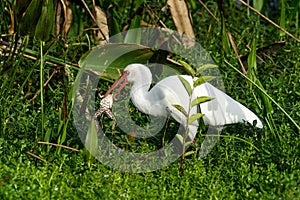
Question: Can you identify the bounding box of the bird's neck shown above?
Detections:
[130,82,153,114]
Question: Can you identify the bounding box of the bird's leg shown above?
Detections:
[95,93,117,130]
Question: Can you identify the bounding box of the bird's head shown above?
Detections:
[123,64,151,83]
[104,63,151,98]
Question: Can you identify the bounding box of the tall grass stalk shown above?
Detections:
[279,0,286,38]
[247,38,278,140]
[40,41,45,139]
[224,60,300,132]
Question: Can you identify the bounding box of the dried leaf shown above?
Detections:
[93,5,109,42]
[257,41,286,55]
[55,2,62,35]
[241,41,286,70]
[61,0,73,37]
[167,0,195,47]
[7,3,14,34]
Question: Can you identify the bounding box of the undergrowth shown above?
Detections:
[0,0,299,199]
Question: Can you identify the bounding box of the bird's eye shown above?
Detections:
[124,70,130,75]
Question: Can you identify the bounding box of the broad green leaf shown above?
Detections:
[67,2,84,38]
[193,77,205,87]
[191,96,213,107]
[179,60,195,77]
[18,0,43,36]
[253,0,264,12]
[109,17,122,41]
[175,134,193,146]
[172,104,188,117]
[196,64,219,76]
[193,76,216,87]
[198,63,219,70]
[124,16,142,43]
[79,43,154,81]
[196,64,218,76]
[178,75,192,96]
[188,113,205,125]
[79,43,199,83]
[15,0,32,21]
[201,76,216,82]
[35,0,55,41]
[85,119,99,156]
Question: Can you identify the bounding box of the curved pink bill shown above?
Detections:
[103,70,129,99]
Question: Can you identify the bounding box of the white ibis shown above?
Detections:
[104,63,263,139]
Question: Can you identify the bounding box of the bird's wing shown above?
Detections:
[196,83,263,128]
[151,75,200,138]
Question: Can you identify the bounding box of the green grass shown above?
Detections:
[1,0,300,199]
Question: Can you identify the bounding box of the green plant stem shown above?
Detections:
[40,41,44,138]
[181,86,195,174]
[225,60,300,132]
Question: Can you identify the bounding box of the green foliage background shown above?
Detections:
[0,0,299,199]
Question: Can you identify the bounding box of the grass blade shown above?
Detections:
[225,60,300,132]
[85,119,99,157]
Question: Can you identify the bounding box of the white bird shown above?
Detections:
[104,63,263,139]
